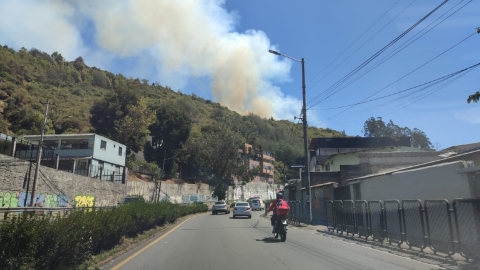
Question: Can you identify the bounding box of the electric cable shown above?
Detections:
[307,0,450,107]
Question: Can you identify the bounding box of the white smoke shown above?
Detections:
[0,0,306,119]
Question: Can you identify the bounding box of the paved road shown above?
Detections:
[103,211,442,270]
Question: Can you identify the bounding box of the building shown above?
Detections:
[240,143,275,183]
[316,146,437,173]
[309,137,414,172]
[347,148,480,202]
[18,133,127,182]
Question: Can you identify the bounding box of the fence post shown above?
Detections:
[10,136,16,157]
[123,167,128,184]
[88,164,92,178]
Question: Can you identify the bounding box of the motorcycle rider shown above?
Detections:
[267,192,290,233]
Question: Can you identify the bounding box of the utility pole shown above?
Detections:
[300,58,312,224]
[30,99,50,206]
[269,50,312,224]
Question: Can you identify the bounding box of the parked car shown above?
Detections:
[251,198,263,211]
[233,202,251,218]
[212,201,230,214]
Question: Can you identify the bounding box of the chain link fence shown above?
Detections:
[325,198,480,260]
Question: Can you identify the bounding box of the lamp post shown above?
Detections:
[269,50,312,224]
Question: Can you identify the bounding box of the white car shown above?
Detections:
[233,202,251,218]
[251,198,263,211]
[212,201,230,215]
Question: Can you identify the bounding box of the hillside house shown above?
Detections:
[18,134,127,182]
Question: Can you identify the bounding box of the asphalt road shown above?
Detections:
[103,211,442,270]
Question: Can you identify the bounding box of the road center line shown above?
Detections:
[110,215,196,270]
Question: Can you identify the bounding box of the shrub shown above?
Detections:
[0,202,207,269]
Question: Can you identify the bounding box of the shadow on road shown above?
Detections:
[229,217,250,219]
[256,237,281,243]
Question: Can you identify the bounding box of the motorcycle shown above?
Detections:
[273,218,288,242]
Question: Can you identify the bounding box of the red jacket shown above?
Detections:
[267,199,290,215]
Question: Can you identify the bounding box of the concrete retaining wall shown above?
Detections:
[0,155,284,207]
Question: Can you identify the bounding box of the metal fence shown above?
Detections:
[287,201,302,226]
[0,206,117,223]
[325,198,480,260]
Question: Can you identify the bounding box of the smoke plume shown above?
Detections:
[0,0,303,119]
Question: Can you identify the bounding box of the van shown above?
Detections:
[251,198,263,211]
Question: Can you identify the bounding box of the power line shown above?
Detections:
[308,0,415,91]
[306,0,402,85]
[309,62,480,111]
[325,31,476,120]
[309,0,471,112]
[326,64,478,126]
[307,0,450,107]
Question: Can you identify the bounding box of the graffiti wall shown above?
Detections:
[0,191,96,208]
[180,194,217,204]
[1,155,254,208]
[229,182,284,201]
[0,155,126,207]
[73,194,96,207]
[0,191,69,208]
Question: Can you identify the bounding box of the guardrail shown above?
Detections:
[0,206,117,221]
[325,198,480,261]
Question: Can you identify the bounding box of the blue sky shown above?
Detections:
[223,0,480,149]
[0,0,479,149]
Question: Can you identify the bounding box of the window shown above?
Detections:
[44,140,59,150]
[100,140,107,150]
[236,202,249,206]
[61,139,89,150]
[118,147,123,156]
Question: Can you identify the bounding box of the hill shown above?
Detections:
[0,44,347,182]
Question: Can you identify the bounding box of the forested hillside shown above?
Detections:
[0,45,346,183]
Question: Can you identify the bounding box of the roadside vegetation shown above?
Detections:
[0,202,207,270]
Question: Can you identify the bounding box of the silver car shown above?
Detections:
[233,202,251,218]
[212,201,230,215]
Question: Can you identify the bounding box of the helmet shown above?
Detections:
[276,192,283,200]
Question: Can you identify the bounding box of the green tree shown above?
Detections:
[91,70,108,88]
[114,101,155,153]
[184,115,246,183]
[362,117,387,137]
[90,86,153,152]
[144,102,192,175]
[467,91,480,104]
[212,180,228,201]
[362,117,432,149]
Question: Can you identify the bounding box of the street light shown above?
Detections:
[269,49,312,225]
